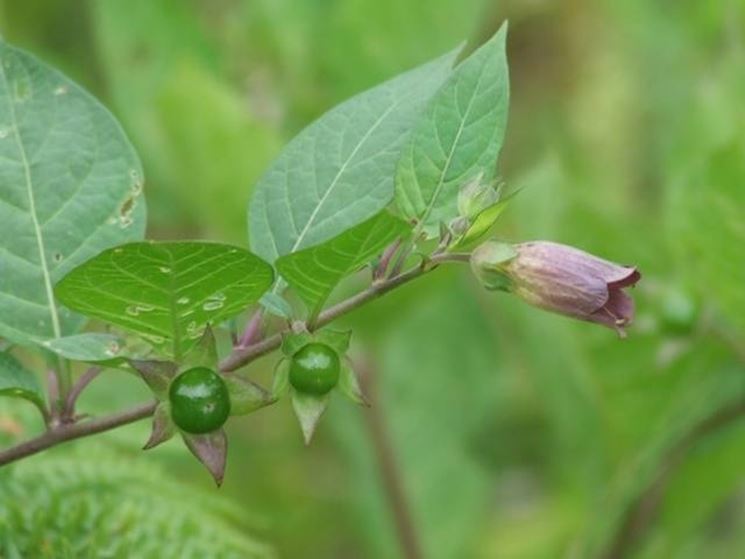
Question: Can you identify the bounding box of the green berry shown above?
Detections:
[169,367,231,434]
[289,343,340,395]
[660,289,698,336]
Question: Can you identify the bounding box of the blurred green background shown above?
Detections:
[1,0,744,557]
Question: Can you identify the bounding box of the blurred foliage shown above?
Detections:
[1,0,745,558]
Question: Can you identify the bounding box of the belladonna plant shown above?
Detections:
[0,22,641,487]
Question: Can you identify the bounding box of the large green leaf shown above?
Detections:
[0,351,45,415]
[54,242,273,359]
[395,23,509,236]
[248,50,457,263]
[0,40,146,346]
[275,212,409,316]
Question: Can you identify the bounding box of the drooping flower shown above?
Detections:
[471,240,641,336]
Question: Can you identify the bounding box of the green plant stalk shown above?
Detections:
[0,252,469,467]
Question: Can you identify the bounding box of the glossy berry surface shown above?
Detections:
[169,367,231,434]
[289,343,340,395]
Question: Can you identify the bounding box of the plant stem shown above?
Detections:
[63,366,102,422]
[359,358,423,559]
[373,238,403,282]
[220,252,463,372]
[0,402,157,466]
[238,308,265,348]
[0,252,467,467]
[601,399,745,559]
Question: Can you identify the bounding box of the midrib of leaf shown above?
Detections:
[415,64,487,235]
[0,61,61,341]
[289,101,399,254]
[166,251,182,361]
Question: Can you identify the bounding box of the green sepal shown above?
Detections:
[224,374,275,415]
[271,358,290,399]
[281,331,314,357]
[481,271,514,292]
[313,329,351,355]
[291,391,330,445]
[128,359,178,400]
[143,402,176,450]
[338,359,369,406]
[451,190,518,250]
[456,172,499,220]
[181,325,218,370]
[470,240,518,292]
[282,329,351,358]
[181,429,228,486]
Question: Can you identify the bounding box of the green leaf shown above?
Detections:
[0,40,146,346]
[276,212,410,316]
[395,23,510,237]
[55,242,273,359]
[43,333,127,364]
[0,351,45,415]
[248,50,458,263]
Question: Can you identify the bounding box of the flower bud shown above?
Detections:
[457,173,500,220]
[472,240,641,336]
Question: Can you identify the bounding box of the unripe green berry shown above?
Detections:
[169,367,231,434]
[289,343,340,395]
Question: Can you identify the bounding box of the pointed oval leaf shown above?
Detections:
[0,351,45,415]
[55,242,273,358]
[276,212,410,316]
[0,40,146,346]
[248,50,457,263]
[395,23,510,237]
